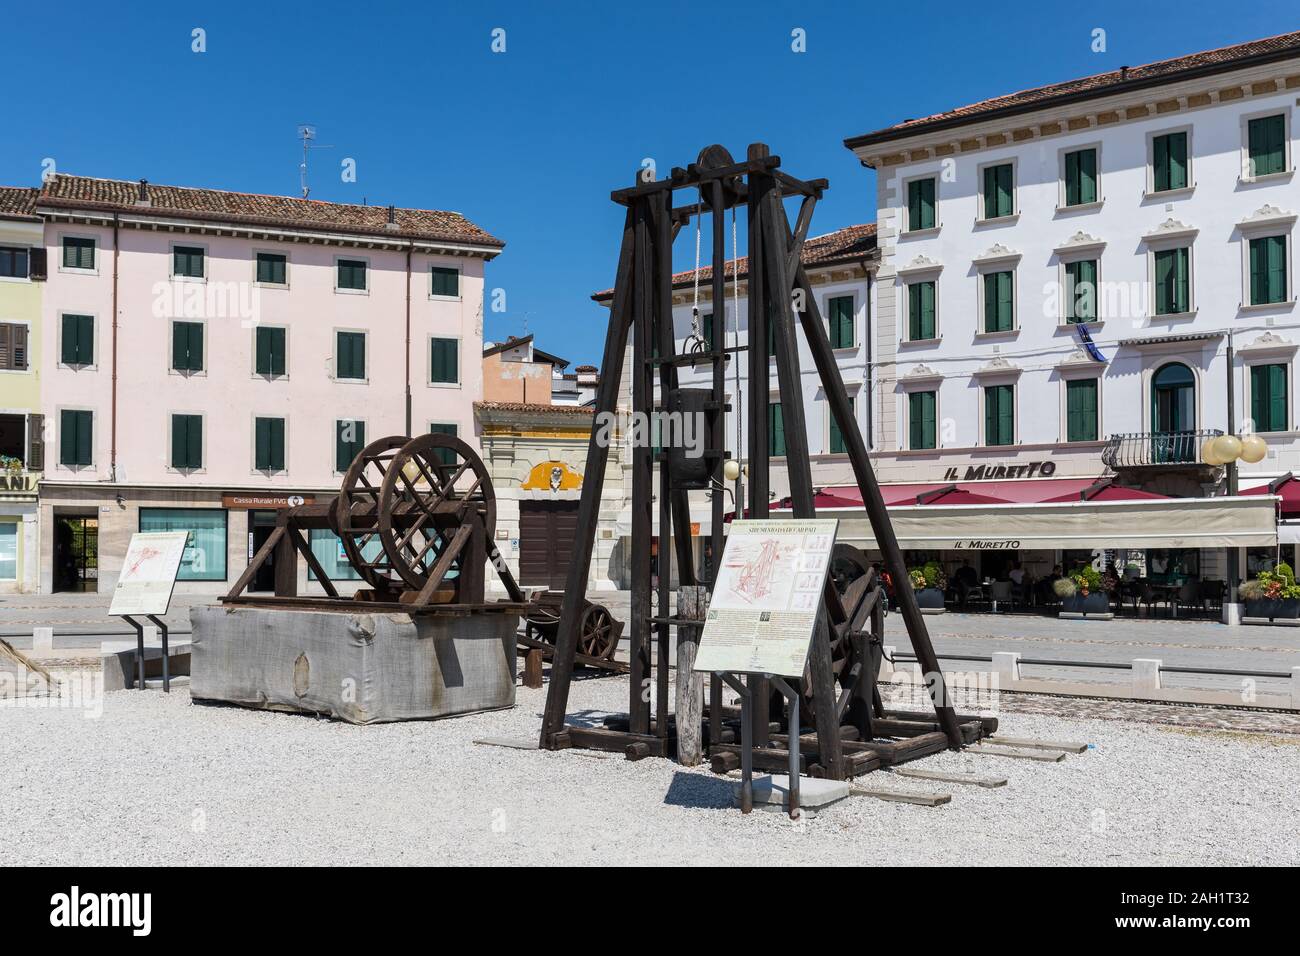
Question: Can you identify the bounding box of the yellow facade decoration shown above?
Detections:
[522,460,584,492]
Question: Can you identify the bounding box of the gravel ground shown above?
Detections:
[1,675,1296,867]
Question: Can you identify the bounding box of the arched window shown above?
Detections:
[1152,362,1195,433]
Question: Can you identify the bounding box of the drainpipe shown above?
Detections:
[110,213,120,481]
[404,242,413,436]
[1225,330,1239,616]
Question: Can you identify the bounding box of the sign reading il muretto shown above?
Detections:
[941,461,1057,482]
[693,518,838,678]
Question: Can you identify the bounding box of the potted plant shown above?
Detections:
[1056,566,1111,616]
[1240,563,1300,621]
[908,561,948,612]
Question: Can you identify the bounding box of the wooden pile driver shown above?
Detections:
[538,144,995,779]
[224,432,530,615]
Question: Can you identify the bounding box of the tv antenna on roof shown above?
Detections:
[298,125,334,199]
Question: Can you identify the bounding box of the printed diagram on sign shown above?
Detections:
[730,539,787,604]
[711,526,833,614]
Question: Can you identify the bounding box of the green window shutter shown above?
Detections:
[62,314,94,365]
[174,246,204,278]
[1251,364,1288,432]
[983,274,997,332]
[1065,149,1097,205]
[1066,379,1098,442]
[60,410,93,466]
[172,322,203,371]
[1154,249,1190,315]
[983,164,1012,218]
[1153,135,1168,192]
[829,397,854,453]
[908,178,935,231]
[1249,115,1286,177]
[1066,260,1097,322]
[768,402,785,456]
[336,420,366,472]
[1174,247,1189,313]
[909,391,936,450]
[429,423,458,465]
[828,296,854,348]
[702,312,714,350]
[1064,151,1079,205]
[1155,250,1171,314]
[431,338,458,383]
[984,272,1013,331]
[337,332,365,379]
[338,259,367,290]
[256,253,286,284]
[256,327,286,376]
[63,237,95,270]
[255,418,285,471]
[431,266,459,297]
[1154,132,1187,191]
[172,415,201,469]
[985,385,1013,445]
[909,282,935,340]
[1251,235,1288,305]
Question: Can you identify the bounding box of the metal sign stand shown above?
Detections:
[119,613,170,693]
[717,671,802,818]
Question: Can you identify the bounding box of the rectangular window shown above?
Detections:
[0,323,28,370]
[429,422,458,465]
[1065,379,1099,442]
[256,252,287,285]
[827,295,854,349]
[907,177,936,231]
[1248,114,1286,178]
[828,397,855,453]
[1250,363,1288,433]
[255,326,286,377]
[336,419,366,472]
[982,163,1013,219]
[173,245,205,278]
[702,312,714,351]
[62,237,95,270]
[1151,131,1189,193]
[1249,235,1287,305]
[909,391,937,450]
[1063,148,1098,206]
[171,414,203,469]
[430,266,459,297]
[308,528,381,582]
[337,258,367,291]
[984,384,1014,446]
[982,271,1014,332]
[61,314,95,366]
[908,281,936,340]
[768,402,785,457]
[1154,247,1191,315]
[0,522,15,581]
[59,409,93,466]
[430,337,458,384]
[336,331,366,380]
[1064,259,1098,323]
[0,246,29,279]
[254,417,285,471]
[139,508,227,581]
[172,321,204,371]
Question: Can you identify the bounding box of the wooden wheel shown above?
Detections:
[803,544,879,705]
[376,433,497,593]
[332,435,414,594]
[577,604,618,659]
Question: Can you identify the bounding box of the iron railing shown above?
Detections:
[1100,429,1222,469]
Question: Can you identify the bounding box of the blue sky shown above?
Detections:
[3,1,1295,365]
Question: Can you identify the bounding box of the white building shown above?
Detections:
[841,29,1300,584]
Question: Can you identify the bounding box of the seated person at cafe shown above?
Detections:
[1036,564,1064,604]
[953,559,980,608]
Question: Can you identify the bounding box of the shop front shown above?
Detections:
[0,470,39,594]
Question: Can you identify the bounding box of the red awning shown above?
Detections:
[1239,474,1299,516]
[766,476,1171,514]
[1040,482,1167,503]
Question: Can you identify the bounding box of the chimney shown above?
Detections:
[384,203,399,231]
[134,178,152,207]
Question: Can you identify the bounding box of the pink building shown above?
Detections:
[33,174,502,594]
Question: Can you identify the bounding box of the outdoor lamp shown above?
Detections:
[1239,434,1268,464]
[1211,434,1243,463]
[723,459,742,482]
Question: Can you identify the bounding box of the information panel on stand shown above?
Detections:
[693,519,838,677]
[108,531,189,616]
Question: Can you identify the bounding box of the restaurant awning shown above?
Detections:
[1239,473,1300,517]
[823,496,1276,550]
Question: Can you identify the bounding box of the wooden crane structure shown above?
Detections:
[539,144,993,779]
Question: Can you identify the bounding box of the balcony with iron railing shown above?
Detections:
[1100,429,1223,469]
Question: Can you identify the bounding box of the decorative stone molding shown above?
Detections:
[972,243,1022,267]
[1239,330,1297,354]
[1057,346,1104,369]
[1054,231,1107,256]
[1237,203,1298,232]
[1141,218,1199,244]
[899,363,943,385]
[972,355,1022,377]
[897,253,943,276]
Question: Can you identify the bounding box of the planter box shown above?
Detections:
[1243,598,1300,622]
[1059,592,1112,619]
[914,588,946,613]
